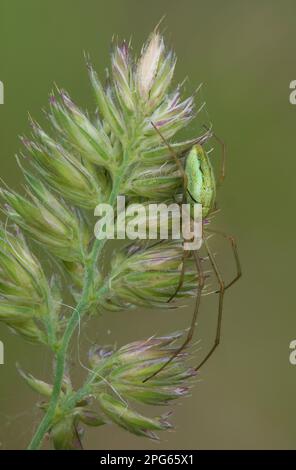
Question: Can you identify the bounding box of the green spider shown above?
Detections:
[143,123,242,382]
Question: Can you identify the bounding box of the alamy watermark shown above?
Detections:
[94,196,203,250]
[289,340,296,365]
[289,81,296,104]
[0,81,4,361]
[0,340,4,365]
[0,81,3,104]
[0,82,4,361]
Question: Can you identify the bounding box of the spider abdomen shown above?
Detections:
[185,144,216,218]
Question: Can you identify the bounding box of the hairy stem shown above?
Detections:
[27,167,127,450]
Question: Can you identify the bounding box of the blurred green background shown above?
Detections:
[0,0,296,450]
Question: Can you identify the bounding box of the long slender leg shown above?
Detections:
[206,228,242,291]
[195,238,225,371]
[139,238,189,303]
[142,121,205,379]
[167,247,189,302]
[203,125,226,185]
[143,249,205,382]
[151,121,192,302]
[151,121,188,188]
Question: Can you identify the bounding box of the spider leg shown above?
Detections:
[205,228,242,291]
[150,121,188,189]
[167,245,189,302]
[135,239,189,303]
[143,248,205,382]
[151,121,191,303]
[195,238,225,371]
[203,124,226,185]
